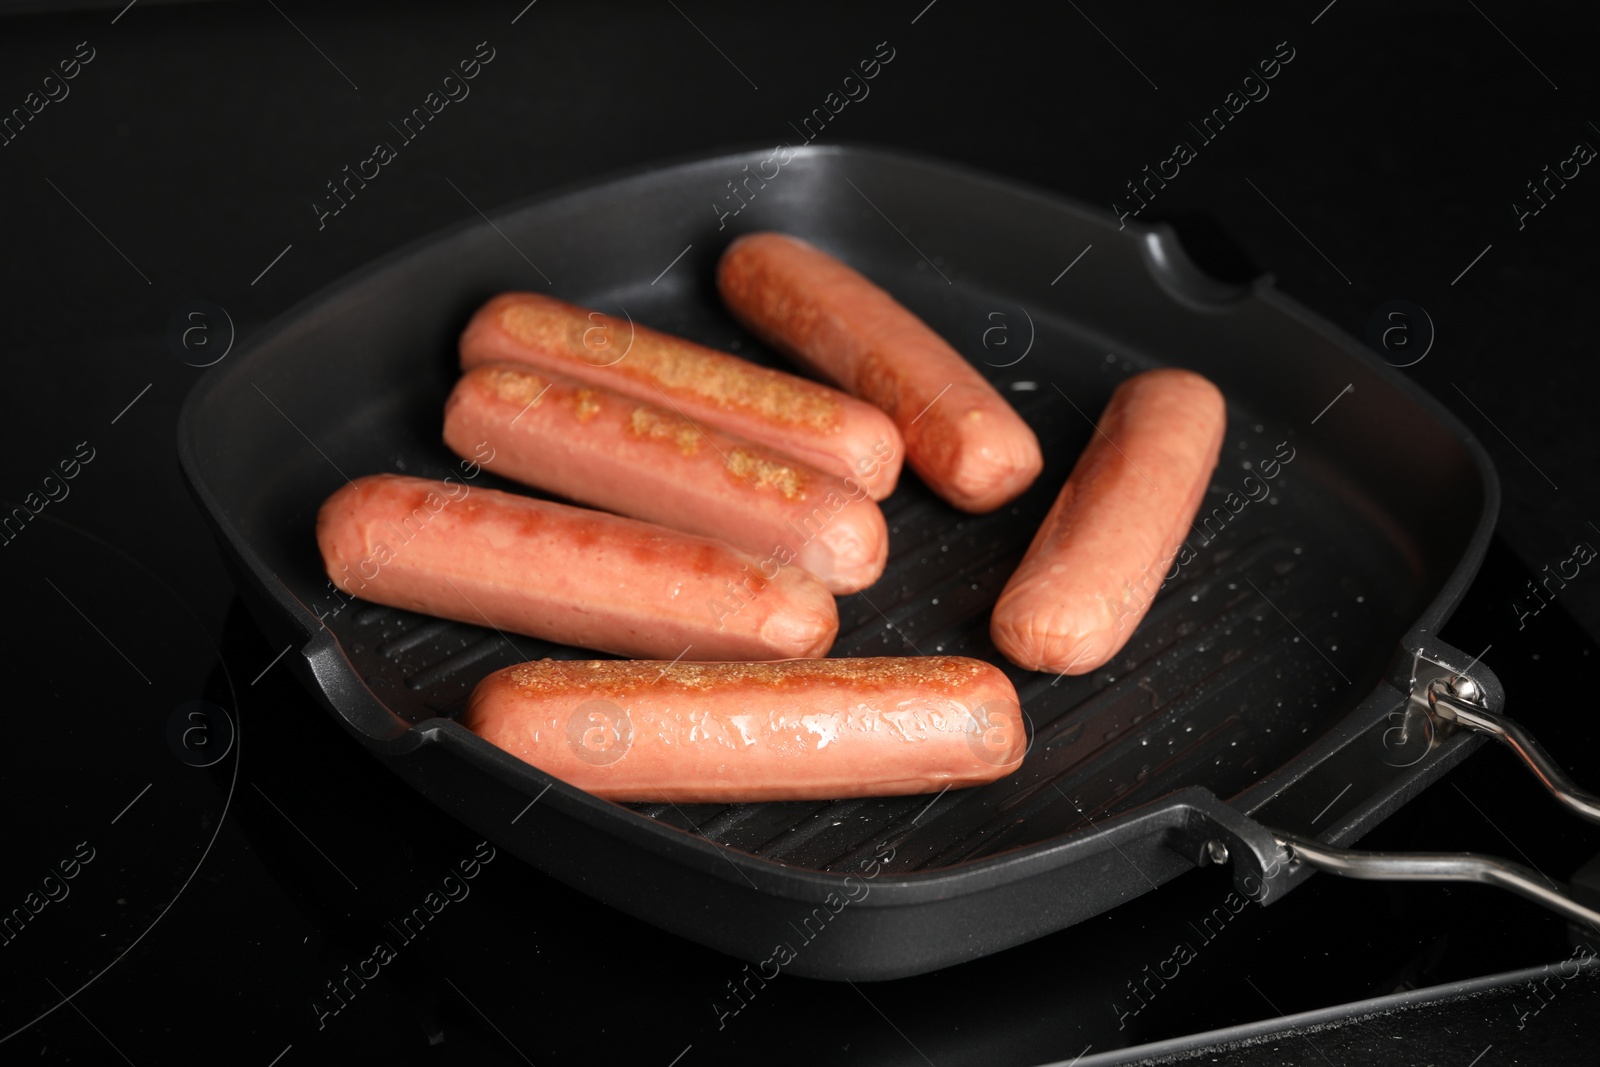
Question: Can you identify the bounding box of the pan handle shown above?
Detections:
[1273,830,1600,930]
[1426,675,1600,826]
[1246,663,1600,931]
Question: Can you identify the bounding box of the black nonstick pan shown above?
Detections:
[177,145,1591,981]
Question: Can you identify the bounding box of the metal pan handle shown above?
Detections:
[1261,666,1600,930]
[1274,831,1600,930]
[1426,675,1600,825]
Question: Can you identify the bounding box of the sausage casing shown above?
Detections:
[462,656,1026,802]
[990,369,1226,675]
[443,363,888,594]
[717,232,1043,513]
[316,474,839,661]
[459,292,904,499]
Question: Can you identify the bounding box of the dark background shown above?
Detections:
[3,2,1599,1064]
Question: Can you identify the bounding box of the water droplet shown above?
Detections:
[1048,721,1084,748]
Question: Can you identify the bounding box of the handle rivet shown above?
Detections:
[1202,839,1230,866]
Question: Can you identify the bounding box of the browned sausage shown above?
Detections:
[316,474,838,660]
[459,292,903,499]
[462,656,1026,802]
[716,232,1043,513]
[443,363,888,594]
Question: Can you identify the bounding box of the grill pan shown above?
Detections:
[179,145,1564,980]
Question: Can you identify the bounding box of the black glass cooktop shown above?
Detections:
[5,3,1599,1063]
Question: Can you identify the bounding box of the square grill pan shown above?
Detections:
[177,145,1501,980]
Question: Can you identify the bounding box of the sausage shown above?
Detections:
[316,474,838,661]
[458,292,904,500]
[461,656,1026,802]
[443,363,889,594]
[989,369,1226,675]
[716,232,1043,513]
